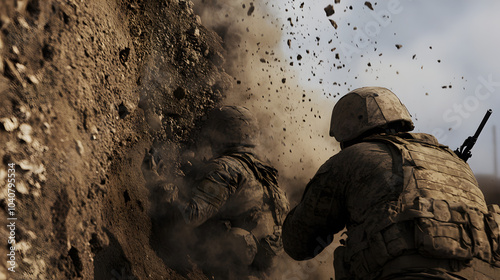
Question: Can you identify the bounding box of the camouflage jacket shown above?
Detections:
[179,152,289,233]
[283,133,500,280]
[175,151,289,277]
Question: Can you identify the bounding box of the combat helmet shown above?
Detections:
[330,87,414,144]
[202,105,259,152]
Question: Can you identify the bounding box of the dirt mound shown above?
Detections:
[0,0,231,279]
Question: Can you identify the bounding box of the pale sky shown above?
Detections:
[275,0,500,176]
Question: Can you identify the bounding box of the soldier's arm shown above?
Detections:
[174,160,239,227]
[283,159,347,260]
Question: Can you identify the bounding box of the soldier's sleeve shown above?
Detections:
[176,158,241,227]
[283,157,347,260]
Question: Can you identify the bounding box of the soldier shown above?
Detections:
[282,87,500,279]
[143,105,289,279]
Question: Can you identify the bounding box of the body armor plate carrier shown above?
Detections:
[336,133,500,280]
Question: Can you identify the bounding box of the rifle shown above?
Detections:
[455,109,492,162]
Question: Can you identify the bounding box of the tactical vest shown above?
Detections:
[335,133,500,280]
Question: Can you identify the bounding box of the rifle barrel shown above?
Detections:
[473,109,493,138]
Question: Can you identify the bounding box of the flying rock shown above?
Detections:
[324,5,335,17]
[329,19,338,29]
[364,2,374,10]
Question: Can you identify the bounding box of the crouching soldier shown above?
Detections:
[143,106,289,279]
[282,87,500,279]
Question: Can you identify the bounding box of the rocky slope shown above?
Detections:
[0,0,232,279]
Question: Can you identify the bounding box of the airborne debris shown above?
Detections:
[395,44,403,49]
[329,19,338,29]
[364,1,374,10]
[324,5,335,17]
[247,3,255,16]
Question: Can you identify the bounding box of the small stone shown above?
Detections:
[43,122,51,135]
[364,1,374,10]
[17,17,30,29]
[194,15,202,25]
[26,230,37,240]
[15,63,26,73]
[324,5,335,17]
[12,46,20,55]
[0,117,19,132]
[0,169,6,183]
[190,27,200,37]
[18,105,31,120]
[16,181,29,195]
[17,123,33,144]
[247,4,255,16]
[76,140,84,155]
[329,19,338,29]
[28,75,39,85]
[32,189,41,197]
[19,160,35,171]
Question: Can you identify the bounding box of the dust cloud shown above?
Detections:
[192,1,342,279]
[192,1,339,204]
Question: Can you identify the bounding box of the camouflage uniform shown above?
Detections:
[282,87,500,280]
[148,106,289,279]
[182,150,289,279]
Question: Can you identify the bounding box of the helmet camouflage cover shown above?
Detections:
[330,87,415,143]
[203,105,259,148]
